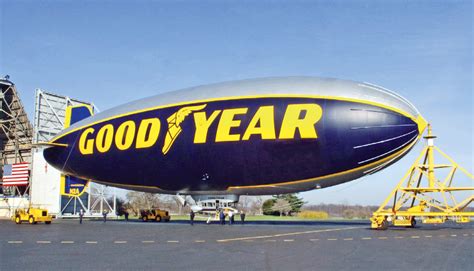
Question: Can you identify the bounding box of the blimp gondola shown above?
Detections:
[42,77,426,209]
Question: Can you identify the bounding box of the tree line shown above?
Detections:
[116,191,380,219]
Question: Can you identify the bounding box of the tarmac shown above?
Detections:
[1,219,473,271]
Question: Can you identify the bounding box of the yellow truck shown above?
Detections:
[13,208,53,224]
[139,209,171,222]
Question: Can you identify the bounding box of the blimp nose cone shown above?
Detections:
[357,81,427,136]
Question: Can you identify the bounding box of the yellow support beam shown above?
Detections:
[371,124,474,230]
[374,211,474,217]
[400,187,474,192]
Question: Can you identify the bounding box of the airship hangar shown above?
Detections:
[1,75,473,271]
[0,77,118,219]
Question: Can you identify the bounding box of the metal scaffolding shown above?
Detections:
[33,89,98,144]
[0,77,33,196]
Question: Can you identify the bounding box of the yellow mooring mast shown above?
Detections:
[371,124,474,230]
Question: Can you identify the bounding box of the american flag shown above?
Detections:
[1,162,30,186]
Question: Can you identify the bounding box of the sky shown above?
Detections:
[1,0,472,205]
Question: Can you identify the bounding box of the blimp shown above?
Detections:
[42,77,427,211]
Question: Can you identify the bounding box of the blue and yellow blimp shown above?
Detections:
[43,77,427,196]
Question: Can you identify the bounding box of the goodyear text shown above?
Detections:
[78,103,323,155]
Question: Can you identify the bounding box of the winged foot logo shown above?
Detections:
[77,102,323,156]
[162,104,207,154]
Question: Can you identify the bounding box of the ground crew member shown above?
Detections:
[219,210,225,225]
[79,209,84,224]
[228,210,234,225]
[240,210,246,224]
[124,211,129,222]
[103,210,108,223]
[190,210,195,226]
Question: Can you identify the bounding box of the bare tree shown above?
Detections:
[272,199,291,216]
[236,196,266,215]
[237,196,252,213]
[126,192,167,215]
[250,196,264,215]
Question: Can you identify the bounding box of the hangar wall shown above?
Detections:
[30,149,62,214]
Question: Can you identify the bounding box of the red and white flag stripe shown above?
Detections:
[3,174,30,180]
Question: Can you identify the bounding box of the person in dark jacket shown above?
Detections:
[79,209,84,224]
[190,210,195,226]
[240,211,246,224]
[219,210,225,225]
[103,210,108,223]
[124,211,129,222]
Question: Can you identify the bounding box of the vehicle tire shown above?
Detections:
[142,216,148,222]
[156,216,161,222]
[164,218,170,222]
[15,216,21,224]
[29,216,35,224]
[45,221,51,224]
[409,217,416,228]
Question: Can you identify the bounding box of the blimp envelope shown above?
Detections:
[43,77,427,195]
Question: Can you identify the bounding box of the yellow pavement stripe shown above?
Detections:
[394,236,404,239]
[114,241,127,244]
[343,238,353,241]
[61,241,74,244]
[243,240,254,242]
[217,234,273,242]
[8,241,23,244]
[216,226,362,243]
[411,236,420,239]
[37,241,51,244]
[327,238,338,241]
[194,240,206,243]
[86,241,98,244]
[361,237,372,240]
[167,240,179,243]
[264,240,277,242]
[378,237,388,240]
[309,239,319,241]
[142,240,155,243]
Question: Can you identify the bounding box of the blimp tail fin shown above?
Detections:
[64,105,94,129]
